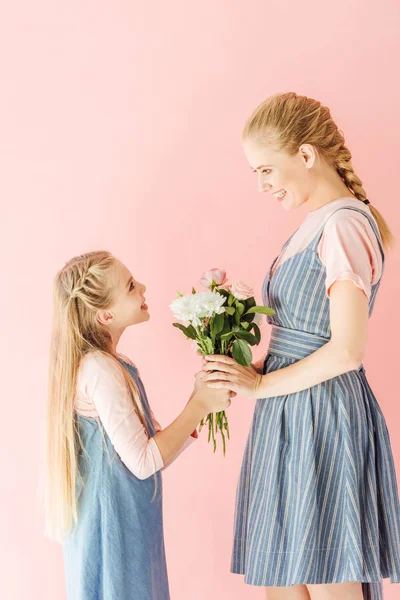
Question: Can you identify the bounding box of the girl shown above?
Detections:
[46,250,231,600]
[203,93,400,600]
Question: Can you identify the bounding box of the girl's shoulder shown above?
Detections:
[78,351,128,390]
[117,353,138,371]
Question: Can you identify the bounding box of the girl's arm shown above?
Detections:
[203,280,369,398]
[78,353,206,480]
[151,403,199,471]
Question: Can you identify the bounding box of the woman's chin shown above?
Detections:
[281,193,298,211]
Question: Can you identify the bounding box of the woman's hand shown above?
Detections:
[202,355,263,398]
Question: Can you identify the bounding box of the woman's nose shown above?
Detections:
[258,174,269,193]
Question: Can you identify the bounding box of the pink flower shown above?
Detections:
[231,280,254,300]
[200,268,227,288]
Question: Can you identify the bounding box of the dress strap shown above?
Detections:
[308,205,385,263]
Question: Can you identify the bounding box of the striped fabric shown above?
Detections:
[231,207,400,600]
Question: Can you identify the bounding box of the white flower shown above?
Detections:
[170,291,226,327]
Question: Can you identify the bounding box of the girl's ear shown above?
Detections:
[97,309,114,326]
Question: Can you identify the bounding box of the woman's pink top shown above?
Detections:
[271,198,383,299]
[74,352,196,480]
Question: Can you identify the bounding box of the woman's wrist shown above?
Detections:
[256,373,270,399]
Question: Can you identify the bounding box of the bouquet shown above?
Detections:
[169,268,275,455]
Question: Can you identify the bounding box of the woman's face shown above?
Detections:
[243,138,316,211]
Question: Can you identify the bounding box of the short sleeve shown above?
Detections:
[317,210,383,299]
[76,352,164,480]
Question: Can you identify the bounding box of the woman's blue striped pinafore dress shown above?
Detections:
[231,205,400,600]
[63,360,170,600]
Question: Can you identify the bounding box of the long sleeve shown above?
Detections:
[75,352,164,480]
[148,407,197,470]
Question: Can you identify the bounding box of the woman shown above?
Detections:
[203,92,400,600]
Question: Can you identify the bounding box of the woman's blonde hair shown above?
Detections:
[243,92,394,249]
[46,251,149,542]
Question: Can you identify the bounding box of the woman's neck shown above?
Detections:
[306,163,356,212]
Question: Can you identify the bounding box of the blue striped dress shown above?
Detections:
[231,205,400,600]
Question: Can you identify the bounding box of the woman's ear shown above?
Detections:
[299,144,317,169]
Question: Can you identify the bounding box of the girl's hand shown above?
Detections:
[192,370,237,399]
[190,373,232,416]
[202,355,263,398]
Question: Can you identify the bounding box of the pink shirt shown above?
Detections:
[271,198,383,299]
[74,352,196,480]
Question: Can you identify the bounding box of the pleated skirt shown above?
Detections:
[231,327,400,600]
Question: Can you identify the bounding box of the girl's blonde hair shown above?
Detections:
[46,251,149,542]
[243,92,393,249]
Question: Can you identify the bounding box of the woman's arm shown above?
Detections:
[203,280,369,398]
[251,355,268,375]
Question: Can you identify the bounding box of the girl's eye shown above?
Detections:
[129,282,135,291]
[262,169,271,175]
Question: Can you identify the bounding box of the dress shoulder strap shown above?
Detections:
[308,205,385,262]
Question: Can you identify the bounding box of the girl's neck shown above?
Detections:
[110,328,124,354]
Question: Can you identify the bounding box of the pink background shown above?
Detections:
[1,1,400,598]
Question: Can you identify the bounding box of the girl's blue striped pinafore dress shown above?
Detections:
[231,205,400,600]
[63,360,170,600]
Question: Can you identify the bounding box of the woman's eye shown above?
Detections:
[262,169,271,175]
[130,282,135,291]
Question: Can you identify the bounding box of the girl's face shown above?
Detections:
[243,138,316,211]
[98,261,150,333]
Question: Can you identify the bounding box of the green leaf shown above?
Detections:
[228,294,234,307]
[172,323,197,340]
[220,332,233,342]
[224,306,235,316]
[245,297,256,309]
[240,321,249,329]
[217,288,229,298]
[242,312,255,323]
[235,330,259,346]
[211,312,225,338]
[203,337,214,355]
[236,302,245,316]
[251,323,261,344]
[232,339,252,366]
[245,306,276,316]
[220,317,231,336]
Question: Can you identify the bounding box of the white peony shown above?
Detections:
[170,291,226,327]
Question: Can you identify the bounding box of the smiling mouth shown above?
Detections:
[274,190,287,200]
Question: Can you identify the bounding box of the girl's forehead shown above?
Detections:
[114,261,131,285]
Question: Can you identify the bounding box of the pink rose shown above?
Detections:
[231,280,254,300]
[200,268,227,288]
